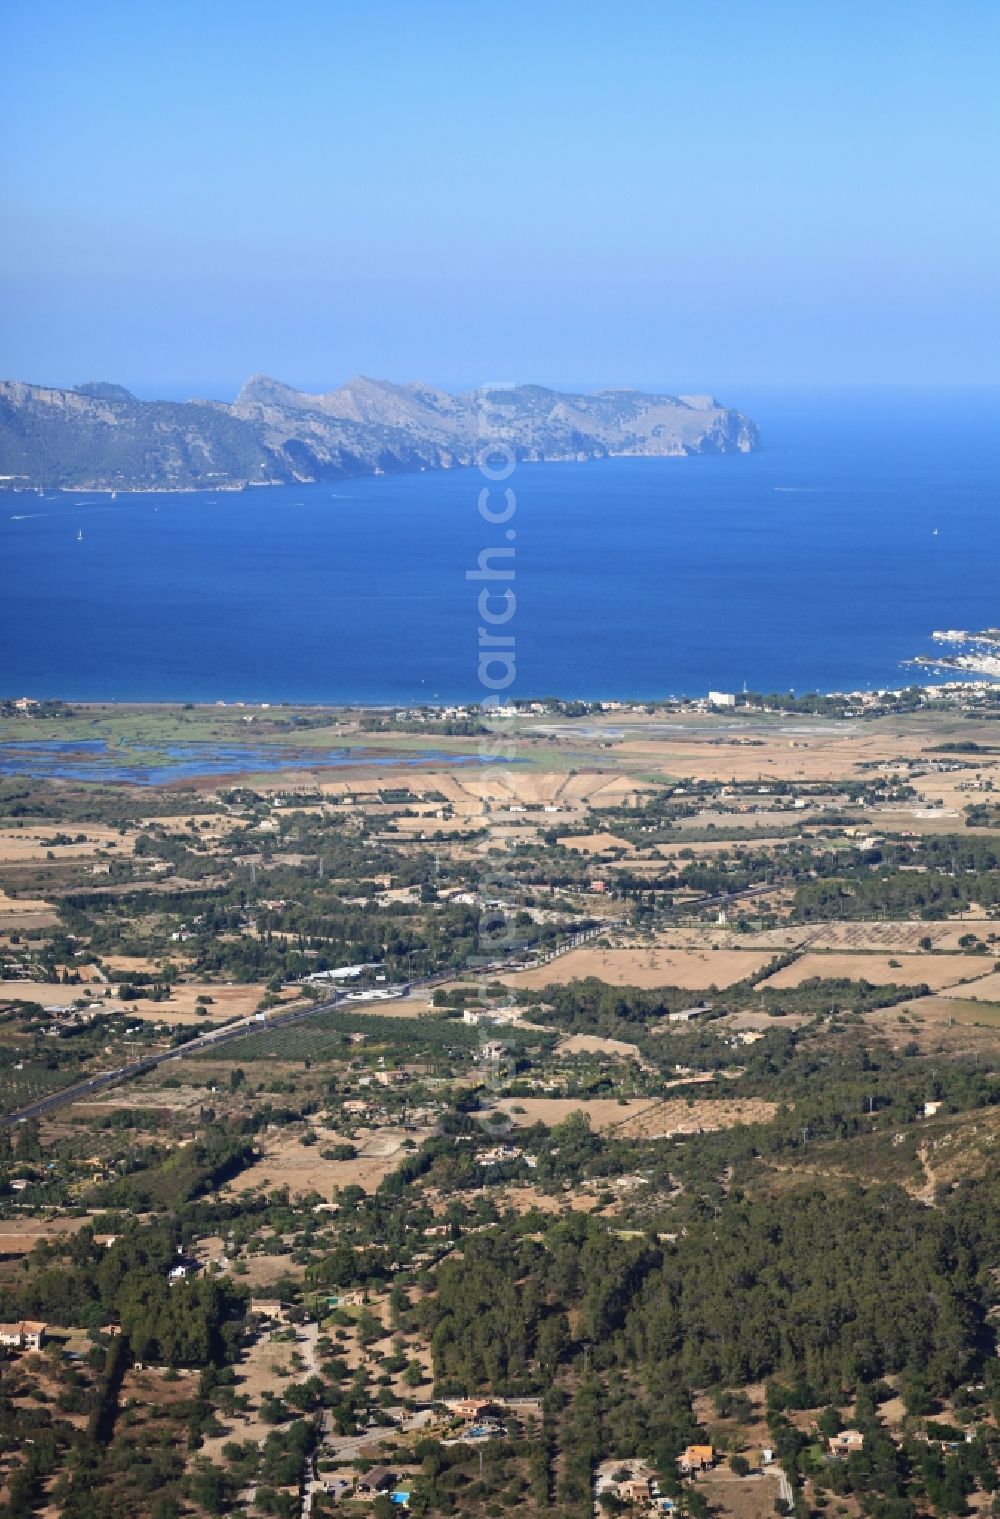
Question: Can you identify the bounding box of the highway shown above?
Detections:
[3,879,783,1126]
[3,987,355,1125]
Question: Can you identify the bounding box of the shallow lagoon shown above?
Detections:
[0,738,490,786]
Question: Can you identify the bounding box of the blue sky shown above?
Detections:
[1,0,998,394]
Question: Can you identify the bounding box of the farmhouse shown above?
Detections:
[444,1397,499,1420]
[477,1040,506,1062]
[357,1465,396,1494]
[250,1298,289,1322]
[324,1289,366,1309]
[479,1144,525,1166]
[0,1321,46,1351]
[679,1445,715,1472]
[828,1430,865,1455]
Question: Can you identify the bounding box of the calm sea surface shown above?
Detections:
[2,387,998,704]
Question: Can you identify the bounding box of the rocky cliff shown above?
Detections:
[0,375,759,490]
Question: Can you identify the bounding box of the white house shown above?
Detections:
[0,1321,46,1351]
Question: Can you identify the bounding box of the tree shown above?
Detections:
[537,1312,570,1372]
[818,1406,843,1439]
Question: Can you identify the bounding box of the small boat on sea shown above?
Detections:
[77,529,83,542]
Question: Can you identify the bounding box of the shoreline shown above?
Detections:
[4,676,1000,718]
[0,449,746,498]
[2,682,999,791]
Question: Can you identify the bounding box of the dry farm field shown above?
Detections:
[493,1094,778,1136]
[805,919,999,952]
[0,824,139,863]
[554,1033,647,1062]
[0,978,303,1024]
[503,945,778,992]
[760,951,993,991]
[556,831,636,855]
[938,968,1000,1001]
[223,1122,437,1198]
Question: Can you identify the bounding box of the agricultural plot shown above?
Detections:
[492,1093,777,1136]
[0,978,296,1025]
[938,967,1000,1001]
[896,994,1000,1029]
[0,888,58,928]
[73,1083,211,1112]
[190,1008,484,1064]
[0,823,140,863]
[759,952,984,991]
[557,831,636,855]
[648,924,808,950]
[805,919,998,952]
[0,1217,102,1255]
[652,836,782,858]
[858,998,1000,1062]
[502,945,778,991]
[613,1094,779,1139]
[119,982,298,1024]
[495,1183,604,1216]
[225,1123,438,1198]
[0,978,104,1008]
[554,1032,647,1062]
[673,807,801,832]
[0,1059,87,1110]
[697,1471,785,1519]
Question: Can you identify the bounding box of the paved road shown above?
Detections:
[3,880,784,1126]
[3,989,355,1125]
[298,1322,323,1519]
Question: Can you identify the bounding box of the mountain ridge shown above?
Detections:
[0,374,759,491]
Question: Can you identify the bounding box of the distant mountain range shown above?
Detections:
[0,375,759,491]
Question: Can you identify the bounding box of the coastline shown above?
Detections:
[0,447,733,497]
[3,682,1000,792]
[4,677,1000,722]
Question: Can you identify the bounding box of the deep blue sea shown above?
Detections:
[2,387,998,705]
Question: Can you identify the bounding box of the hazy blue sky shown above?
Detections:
[2,0,998,395]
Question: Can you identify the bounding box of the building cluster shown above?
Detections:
[478,1143,536,1169]
[461,1006,519,1027]
[594,1457,676,1514]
